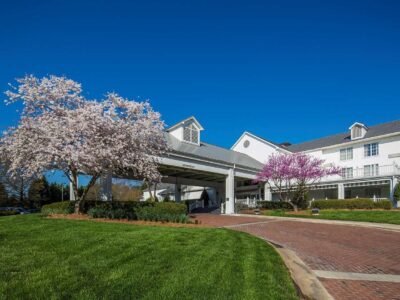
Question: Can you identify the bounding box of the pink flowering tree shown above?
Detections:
[255,153,340,211]
[0,75,168,213]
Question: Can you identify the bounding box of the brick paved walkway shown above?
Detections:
[191,214,400,300]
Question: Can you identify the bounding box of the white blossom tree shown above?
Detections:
[0,75,168,212]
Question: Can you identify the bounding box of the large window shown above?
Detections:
[364,143,379,157]
[183,124,199,144]
[364,164,379,177]
[340,147,353,161]
[341,167,353,179]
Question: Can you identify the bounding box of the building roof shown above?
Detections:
[166,116,204,132]
[165,133,264,170]
[231,131,289,152]
[287,120,400,152]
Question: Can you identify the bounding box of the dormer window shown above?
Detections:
[183,124,199,144]
[352,126,362,139]
[349,122,367,140]
[166,116,204,145]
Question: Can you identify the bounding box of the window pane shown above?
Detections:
[348,148,353,159]
[364,165,371,177]
[191,129,199,144]
[340,149,346,160]
[183,127,191,142]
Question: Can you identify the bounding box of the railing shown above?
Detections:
[236,197,258,209]
[323,164,400,182]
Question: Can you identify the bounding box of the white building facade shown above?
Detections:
[80,117,400,213]
[232,121,400,205]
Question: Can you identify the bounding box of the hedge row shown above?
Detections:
[257,201,294,210]
[135,202,190,223]
[42,201,190,223]
[41,201,74,215]
[311,198,392,210]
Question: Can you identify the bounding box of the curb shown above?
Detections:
[275,246,334,300]
[232,213,400,233]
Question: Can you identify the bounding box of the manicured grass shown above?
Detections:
[0,215,298,300]
[263,209,400,225]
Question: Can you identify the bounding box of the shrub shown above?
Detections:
[135,202,190,223]
[373,200,392,210]
[311,198,392,210]
[41,201,74,215]
[257,201,294,210]
[86,203,139,220]
[394,183,400,202]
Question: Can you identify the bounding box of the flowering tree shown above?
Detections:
[0,75,168,212]
[255,153,340,211]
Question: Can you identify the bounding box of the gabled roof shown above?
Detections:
[231,131,289,151]
[166,116,204,132]
[287,120,400,152]
[165,133,263,170]
[349,122,368,130]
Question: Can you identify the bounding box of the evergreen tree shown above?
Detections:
[28,176,50,208]
[0,181,8,206]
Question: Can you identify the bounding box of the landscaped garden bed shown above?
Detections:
[41,200,193,224]
[0,214,298,300]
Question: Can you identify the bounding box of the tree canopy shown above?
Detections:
[0,75,168,212]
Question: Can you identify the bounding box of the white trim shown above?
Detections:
[231,131,291,153]
[166,116,204,132]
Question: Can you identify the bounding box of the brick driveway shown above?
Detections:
[192,214,400,300]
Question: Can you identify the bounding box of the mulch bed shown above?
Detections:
[47,213,211,228]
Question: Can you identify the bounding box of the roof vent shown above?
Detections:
[279,142,292,148]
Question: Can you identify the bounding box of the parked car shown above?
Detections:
[0,207,31,214]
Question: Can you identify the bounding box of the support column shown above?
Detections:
[225,168,235,214]
[175,184,181,202]
[338,183,345,199]
[100,171,112,201]
[217,185,225,214]
[264,183,272,201]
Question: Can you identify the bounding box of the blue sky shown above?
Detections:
[1,0,399,151]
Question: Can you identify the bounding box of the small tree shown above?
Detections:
[0,75,168,213]
[394,183,400,203]
[256,153,340,211]
[28,176,50,208]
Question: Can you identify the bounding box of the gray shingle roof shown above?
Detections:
[287,120,400,152]
[165,133,263,170]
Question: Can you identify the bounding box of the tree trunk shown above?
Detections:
[74,199,81,214]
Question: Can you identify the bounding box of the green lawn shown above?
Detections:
[0,215,297,300]
[263,209,400,225]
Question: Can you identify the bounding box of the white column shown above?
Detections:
[175,184,181,202]
[100,171,113,201]
[338,183,345,199]
[264,183,272,201]
[225,168,235,214]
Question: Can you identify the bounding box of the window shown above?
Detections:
[341,167,353,179]
[364,164,379,177]
[183,124,199,144]
[352,126,362,139]
[364,143,379,157]
[340,147,353,161]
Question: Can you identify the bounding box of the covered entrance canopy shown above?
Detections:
[73,128,264,214]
